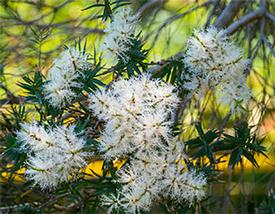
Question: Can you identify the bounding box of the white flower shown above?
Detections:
[91,74,207,211]
[102,146,206,210]
[139,112,172,145]
[50,125,89,182]
[104,141,206,212]
[17,122,56,153]
[116,166,139,185]
[216,71,251,112]
[161,169,207,206]
[101,193,126,214]
[44,47,90,107]
[182,27,251,111]
[100,7,139,63]
[18,123,90,189]
[89,74,179,159]
[120,183,153,213]
[26,156,60,189]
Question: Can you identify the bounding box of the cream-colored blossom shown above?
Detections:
[44,47,90,107]
[89,74,179,159]
[182,27,251,111]
[18,123,90,189]
[100,7,139,63]
[90,74,207,212]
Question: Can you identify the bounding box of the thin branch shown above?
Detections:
[157,1,212,31]
[136,0,166,17]
[223,0,266,35]
[261,35,275,56]
[214,0,244,28]
[266,12,275,22]
[150,1,212,48]
[205,0,220,28]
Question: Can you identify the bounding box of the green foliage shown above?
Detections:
[257,192,275,213]
[185,121,267,169]
[115,34,149,77]
[18,72,45,104]
[83,0,131,20]
[221,122,267,168]
[185,123,219,164]
[151,57,183,84]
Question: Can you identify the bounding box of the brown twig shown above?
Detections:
[214,0,245,28]
[223,0,266,35]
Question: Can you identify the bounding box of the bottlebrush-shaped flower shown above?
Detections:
[17,123,90,189]
[100,7,139,63]
[182,27,251,111]
[44,47,90,107]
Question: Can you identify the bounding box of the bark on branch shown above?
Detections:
[214,0,245,28]
[223,1,266,35]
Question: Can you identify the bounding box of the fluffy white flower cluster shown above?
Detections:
[17,123,89,189]
[90,75,207,212]
[182,27,251,111]
[101,142,206,213]
[89,74,179,159]
[44,47,90,107]
[100,7,139,63]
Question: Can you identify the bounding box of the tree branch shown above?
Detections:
[214,0,245,28]
[223,1,266,35]
[136,0,166,17]
[205,0,220,28]
[266,12,275,23]
[150,1,212,48]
